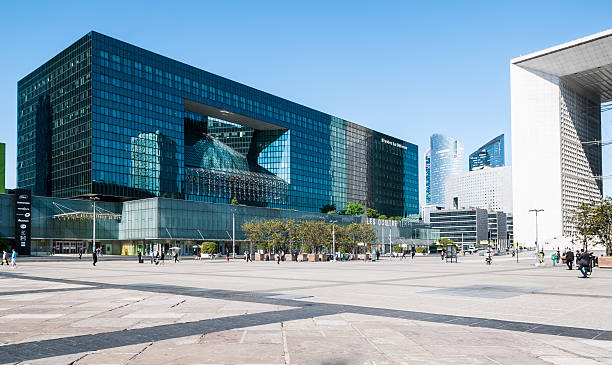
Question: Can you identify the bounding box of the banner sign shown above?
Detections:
[14,189,31,255]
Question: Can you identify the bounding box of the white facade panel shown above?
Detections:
[510,64,563,245]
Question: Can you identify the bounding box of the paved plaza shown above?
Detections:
[0,254,611,364]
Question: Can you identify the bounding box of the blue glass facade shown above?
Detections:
[469,134,505,171]
[17,31,418,217]
[427,134,464,207]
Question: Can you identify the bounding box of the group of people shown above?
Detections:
[401,249,417,260]
[1,249,17,268]
[136,249,179,265]
[561,248,597,278]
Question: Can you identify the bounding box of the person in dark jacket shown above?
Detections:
[137,251,142,263]
[92,250,98,266]
[578,249,590,278]
[565,250,574,270]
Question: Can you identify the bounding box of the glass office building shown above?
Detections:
[426,134,463,206]
[17,31,418,217]
[469,134,505,171]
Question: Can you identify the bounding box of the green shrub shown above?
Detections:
[415,246,427,254]
[202,242,217,254]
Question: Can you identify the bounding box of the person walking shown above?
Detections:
[247,251,252,262]
[578,249,590,278]
[174,250,179,263]
[2,250,6,266]
[276,250,281,264]
[137,251,142,263]
[160,250,165,265]
[411,249,416,260]
[551,251,557,267]
[10,249,17,269]
[566,250,574,270]
[556,249,561,265]
[92,249,97,266]
[78,247,83,260]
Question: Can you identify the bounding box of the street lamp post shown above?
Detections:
[232,210,236,260]
[529,209,544,252]
[329,220,338,261]
[90,196,100,254]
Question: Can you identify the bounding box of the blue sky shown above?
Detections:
[2,1,612,203]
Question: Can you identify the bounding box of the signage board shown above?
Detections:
[14,189,31,255]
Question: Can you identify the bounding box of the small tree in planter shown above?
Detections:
[591,198,612,256]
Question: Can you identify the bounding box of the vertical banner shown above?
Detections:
[14,189,31,255]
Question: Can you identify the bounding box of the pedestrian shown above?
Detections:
[92,249,97,266]
[575,251,579,269]
[174,250,179,263]
[577,249,590,278]
[137,251,142,263]
[411,249,416,260]
[276,250,281,264]
[150,250,155,264]
[1,250,6,266]
[79,247,83,260]
[562,249,567,264]
[440,249,445,261]
[556,248,561,265]
[566,249,574,270]
[244,250,248,262]
[247,251,251,262]
[10,249,17,269]
[551,251,557,267]
[537,250,544,264]
[376,249,380,261]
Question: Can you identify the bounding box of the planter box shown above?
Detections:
[307,253,319,262]
[319,254,328,262]
[599,256,612,268]
[284,254,295,261]
[254,253,266,261]
[297,253,308,262]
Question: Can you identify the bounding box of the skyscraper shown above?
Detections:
[445,166,512,212]
[427,134,464,207]
[425,149,431,204]
[469,134,505,171]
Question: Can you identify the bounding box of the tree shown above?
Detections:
[243,219,267,252]
[320,204,336,214]
[378,214,388,220]
[231,197,239,205]
[201,242,217,255]
[345,202,365,216]
[572,202,595,251]
[437,237,460,251]
[366,208,379,218]
[590,198,612,255]
[296,220,329,253]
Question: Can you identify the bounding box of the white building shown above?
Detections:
[445,166,512,213]
[511,30,610,247]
